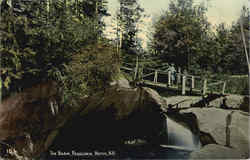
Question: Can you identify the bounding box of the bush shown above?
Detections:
[60,42,120,106]
[1,7,120,107]
[205,74,249,95]
[226,75,249,95]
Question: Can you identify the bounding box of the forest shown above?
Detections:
[0,0,249,97]
[0,0,249,100]
[149,0,249,75]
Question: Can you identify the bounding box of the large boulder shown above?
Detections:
[209,95,244,109]
[239,96,249,112]
[189,144,242,159]
[0,81,75,158]
[181,108,249,159]
[47,82,168,158]
[0,77,168,159]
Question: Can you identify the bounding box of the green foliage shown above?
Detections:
[61,42,120,105]
[0,0,117,101]
[196,74,248,95]
[151,0,210,72]
[194,6,249,75]
[225,75,249,95]
[150,1,249,81]
[210,12,249,75]
[68,0,110,38]
[117,0,145,54]
[0,13,39,96]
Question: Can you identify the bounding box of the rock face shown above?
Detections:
[3,76,247,159]
[165,95,249,159]
[210,94,244,109]
[47,81,168,154]
[189,144,242,159]
[0,77,169,159]
[0,81,73,158]
[240,96,249,112]
[181,108,250,159]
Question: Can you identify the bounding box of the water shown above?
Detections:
[43,114,201,159]
[165,117,201,151]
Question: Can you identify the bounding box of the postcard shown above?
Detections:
[0,0,249,159]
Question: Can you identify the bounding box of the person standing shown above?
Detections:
[168,63,176,85]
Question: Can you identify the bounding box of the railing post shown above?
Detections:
[188,76,195,95]
[153,71,156,83]
[182,75,186,95]
[156,71,158,83]
[168,70,171,86]
[191,76,195,89]
[177,67,181,84]
[134,68,137,80]
[154,70,158,83]
[203,79,207,95]
[222,82,226,95]
[134,56,139,80]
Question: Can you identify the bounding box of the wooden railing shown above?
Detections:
[121,63,227,95]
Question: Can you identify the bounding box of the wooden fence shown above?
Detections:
[121,63,227,95]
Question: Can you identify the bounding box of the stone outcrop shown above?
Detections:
[0,77,169,159]
[181,108,249,159]
[189,144,242,159]
[240,96,249,112]
[0,81,74,158]
[47,80,168,156]
[3,76,247,159]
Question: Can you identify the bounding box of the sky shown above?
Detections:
[105,0,249,48]
[138,0,248,25]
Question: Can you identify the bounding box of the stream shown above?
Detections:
[43,115,200,159]
[166,117,201,150]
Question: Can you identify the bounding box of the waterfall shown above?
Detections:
[162,117,201,151]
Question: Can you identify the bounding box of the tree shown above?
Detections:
[151,0,211,73]
[117,0,144,58]
[72,0,110,38]
[211,6,249,75]
[229,6,249,74]
[212,23,232,73]
[0,0,116,100]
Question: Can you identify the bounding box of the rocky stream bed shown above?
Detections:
[0,78,249,159]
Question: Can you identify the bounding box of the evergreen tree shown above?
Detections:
[211,6,249,74]
[117,0,144,56]
[151,0,211,73]
[72,0,110,38]
[229,6,249,74]
[0,0,117,100]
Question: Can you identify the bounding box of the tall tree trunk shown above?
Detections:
[240,16,250,97]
